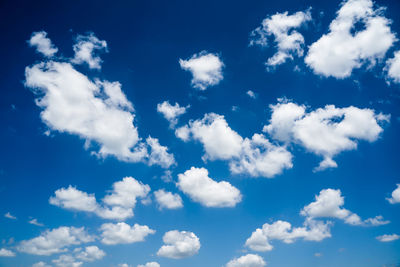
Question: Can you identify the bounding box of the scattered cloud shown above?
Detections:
[179,51,224,90]
[4,212,16,220]
[157,101,189,128]
[75,246,106,262]
[264,99,389,171]
[250,9,311,68]
[32,261,51,267]
[386,184,400,204]
[52,254,83,267]
[177,167,242,208]
[28,31,58,57]
[18,226,94,255]
[376,234,400,242]
[154,189,183,210]
[157,230,200,259]
[28,218,44,227]
[226,254,267,267]
[385,51,400,83]
[137,262,160,267]
[0,248,15,257]
[71,33,108,70]
[246,90,257,99]
[305,0,396,78]
[100,222,155,245]
[146,137,176,168]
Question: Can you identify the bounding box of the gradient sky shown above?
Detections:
[0,0,400,266]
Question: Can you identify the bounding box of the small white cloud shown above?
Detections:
[146,137,176,169]
[177,167,242,208]
[32,261,51,267]
[179,51,224,90]
[157,101,189,128]
[4,212,16,220]
[28,218,44,227]
[0,248,15,257]
[305,0,396,78]
[157,230,200,259]
[75,246,105,262]
[376,234,400,242]
[386,184,400,204]
[385,51,400,83]
[314,252,323,257]
[250,9,311,68]
[154,189,183,210]
[18,226,94,256]
[137,262,160,267]
[246,90,257,99]
[100,222,155,245]
[52,254,83,267]
[71,33,108,70]
[225,254,267,267]
[28,31,58,57]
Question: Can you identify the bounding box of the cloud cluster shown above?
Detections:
[157,230,200,259]
[179,51,224,90]
[305,0,396,78]
[176,113,292,178]
[226,254,267,267]
[177,167,242,208]
[264,100,388,171]
[26,33,174,168]
[157,101,189,128]
[50,177,151,220]
[250,9,311,68]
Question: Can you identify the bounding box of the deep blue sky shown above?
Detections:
[0,0,400,266]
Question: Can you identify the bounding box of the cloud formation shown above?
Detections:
[157,230,200,259]
[100,222,155,245]
[28,31,58,57]
[226,254,267,267]
[157,101,189,128]
[376,234,400,242]
[71,33,108,70]
[154,189,183,210]
[386,184,400,204]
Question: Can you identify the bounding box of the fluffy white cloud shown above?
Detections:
[28,31,58,57]
[376,234,400,242]
[137,262,160,267]
[71,33,107,69]
[52,254,83,267]
[245,219,331,252]
[50,177,151,221]
[246,90,256,99]
[264,100,389,171]
[386,184,400,204]
[18,226,94,255]
[154,189,183,210]
[226,254,266,267]
[26,34,174,168]
[305,0,396,78]
[75,246,106,262]
[386,51,400,83]
[100,222,155,245]
[250,9,311,68]
[4,212,16,220]
[146,137,176,168]
[177,167,242,208]
[157,101,189,128]
[176,113,292,178]
[179,51,224,90]
[0,248,15,257]
[301,189,389,226]
[157,230,200,259]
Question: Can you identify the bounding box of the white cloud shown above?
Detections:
[28,31,58,57]
[50,177,151,221]
[4,212,16,220]
[376,234,400,242]
[154,189,183,210]
[179,51,224,90]
[157,230,200,259]
[157,101,189,128]
[137,262,160,267]
[26,36,174,168]
[250,9,311,68]
[305,0,396,78]
[176,113,292,178]
[146,137,176,168]
[385,51,400,83]
[29,218,44,227]
[75,246,105,262]
[177,167,242,208]
[100,222,155,245]
[32,261,51,267]
[301,189,389,226]
[52,254,83,267]
[71,33,107,70]
[226,254,267,267]
[264,100,389,171]
[246,90,257,99]
[18,226,94,255]
[386,184,400,204]
[0,248,15,257]
[245,219,331,252]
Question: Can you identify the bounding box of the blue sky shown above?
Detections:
[1,0,400,266]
